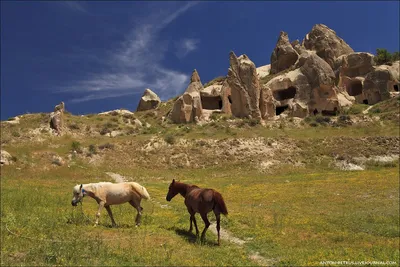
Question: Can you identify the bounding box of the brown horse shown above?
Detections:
[166,179,228,245]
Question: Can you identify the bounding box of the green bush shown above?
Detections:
[374,48,400,65]
[71,141,82,153]
[164,134,176,145]
[88,144,97,155]
[12,131,21,137]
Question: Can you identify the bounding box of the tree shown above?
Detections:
[375,48,392,65]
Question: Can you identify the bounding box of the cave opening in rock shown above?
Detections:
[322,108,338,116]
[347,80,363,96]
[313,109,319,115]
[276,105,289,115]
[273,86,297,101]
[363,99,369,105]
[228,95,232,104]
[201,96,223,110]
[394,84,399,92]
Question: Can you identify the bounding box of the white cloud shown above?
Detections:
[61,1,87,13]
[176,38,200,58]
[60,2,200,103]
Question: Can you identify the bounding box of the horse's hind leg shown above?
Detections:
[214,211,221,246]
[129,200,142,226]
[105,206,117,227]
[200,212,210,243]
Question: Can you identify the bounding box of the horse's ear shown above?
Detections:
[172,179,175,184]
[79,184,83,190]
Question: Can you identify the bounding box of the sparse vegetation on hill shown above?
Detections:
[374,48,400,65]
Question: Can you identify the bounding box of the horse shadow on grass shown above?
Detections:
[172,227,218,246]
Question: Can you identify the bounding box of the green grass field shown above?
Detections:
[1,162,399,266]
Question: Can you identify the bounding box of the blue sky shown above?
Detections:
[1,1,399,120]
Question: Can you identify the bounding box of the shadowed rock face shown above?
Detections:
[137,88,161,111]
[270,31,299,75]
[226,51,261,119]
[303,24,354,68]
[170,69,203,123]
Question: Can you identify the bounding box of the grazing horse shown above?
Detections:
[166,179,228,245]
[71,182,150,227]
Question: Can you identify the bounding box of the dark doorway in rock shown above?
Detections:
[273,86,297,101]
[201,96,223,110]
[228,96,232,104]
[347,80,363,96]
[322,108,338,116]
[276,105,289,115]
[313,109,319,115]
[363,99,369,105]
[394,84,399,92]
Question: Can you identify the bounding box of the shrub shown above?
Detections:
[88,144,97,155]
[11,131,20,137]
[374,48,400,65]
[164,134,176,145]
[203,76,226,87]
[71,141,82,153]
[68,123,80,130]
[98,143,114,150]
[315,115,331,124]
[100,128,111,135]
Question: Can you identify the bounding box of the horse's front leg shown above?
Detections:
[94,201,105,226]
[105,205,117,227]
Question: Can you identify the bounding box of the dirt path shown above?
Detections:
[209,222,276,266]
[362,105,373,114]
[106,172,275,266]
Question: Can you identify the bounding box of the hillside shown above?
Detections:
[1,95,399,266]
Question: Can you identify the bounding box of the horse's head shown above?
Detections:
[166,179,179,202]
[71,184,85,206]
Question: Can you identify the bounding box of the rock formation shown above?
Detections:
[137,88,161,111]
[50,101,65,135]
[170,70,203,123]
[270,31,299,74]
[226,52,261,119]
[302,24,354,68]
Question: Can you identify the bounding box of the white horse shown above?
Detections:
[71,182,150,227]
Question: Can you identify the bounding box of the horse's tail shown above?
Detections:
[214,191,228,216]
[131,183,150,200]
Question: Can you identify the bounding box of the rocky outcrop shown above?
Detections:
[50,102,65,135]
[226,52,261,119]
[263,54,348,117]
[200,84,223,110]
[303,24,354,68]
[363,67,398,105]
[337,52,375,77]
[136,88,161,111]
[170,70,203,123]
[1,150,13,165]
[270,31,299,74]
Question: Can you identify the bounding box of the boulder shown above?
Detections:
[1,150,13,165]
[270,31,299,74]
[303,24,354,68]
[136,88,161,111]
[170,69,203,123]
[226,51,261,119]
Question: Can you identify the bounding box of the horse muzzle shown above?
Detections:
[71,201,78,206]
